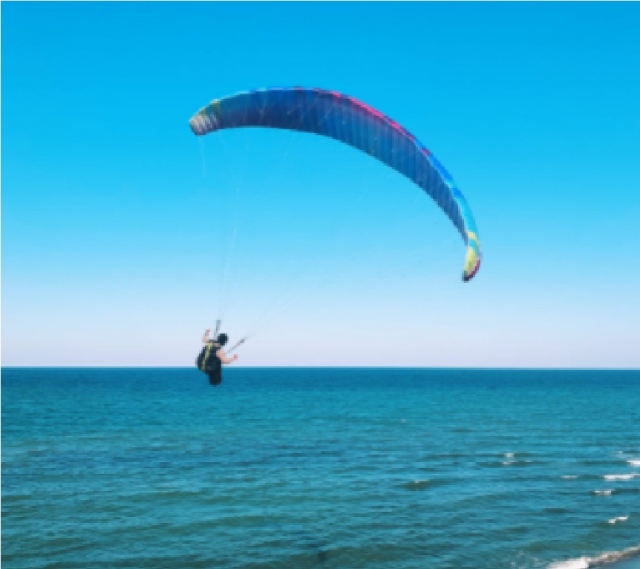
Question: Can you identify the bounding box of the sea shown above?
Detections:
[2,368,639,569]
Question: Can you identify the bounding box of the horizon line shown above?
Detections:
[2,366,639,372]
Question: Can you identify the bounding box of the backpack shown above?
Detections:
[196,341,220,372]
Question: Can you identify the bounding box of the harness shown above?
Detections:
[197,341,220,372]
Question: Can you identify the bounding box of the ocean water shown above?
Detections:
[2,368,639,569]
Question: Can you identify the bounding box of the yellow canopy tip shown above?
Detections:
[462,243,481,282]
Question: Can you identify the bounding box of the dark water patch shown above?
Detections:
[478,459,539,468]
[398,478,440,491]
[613,487,640,495]
[544,506,572,515]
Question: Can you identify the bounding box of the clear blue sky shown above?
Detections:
[2,2,639,368]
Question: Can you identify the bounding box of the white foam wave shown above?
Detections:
[603,473,639,481]
[627,459,640,467]
[548,557,589,569]
[608,515,628,524]
[592,489,613,496]
[562,475,578,480]
[504,452,515,458]
[548,544,640,568]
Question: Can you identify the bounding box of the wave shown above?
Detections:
[548,544,640,568]
[607,516,628,524]
[591,489,613,496]
[627,460,640,467]
[400,478,434,491]
[603,474,639,481]
[548,558,589,569]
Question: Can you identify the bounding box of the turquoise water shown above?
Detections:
[2,368,639,569]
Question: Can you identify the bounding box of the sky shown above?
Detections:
[2,2,639,368]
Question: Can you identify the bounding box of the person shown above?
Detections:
[196,329,238,386]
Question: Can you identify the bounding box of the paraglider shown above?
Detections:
[189,87,482,281]
[197,328,239,386]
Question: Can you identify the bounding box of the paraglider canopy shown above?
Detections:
[190,87,481,281]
